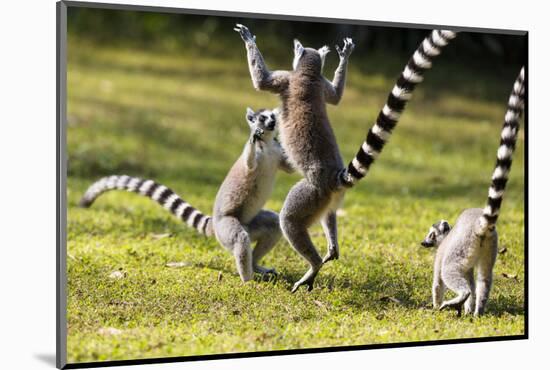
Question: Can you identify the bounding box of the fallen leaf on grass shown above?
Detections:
[166,261,192,268]
[313,300,326,309]
[498,247,508,255]
[109,271,125,279]
[502,273,518,280]
[98,327,122,336]
[218,272,223,282]
[152,233,172,240]
[380,296,402,304]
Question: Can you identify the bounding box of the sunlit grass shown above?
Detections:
[66,37,524,363]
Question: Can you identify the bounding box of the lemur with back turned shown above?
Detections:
[421,67,525,316]
[235,24,456,292]
[80,107,293,282]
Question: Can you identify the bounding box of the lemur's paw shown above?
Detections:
[254,265,277,275]
[335,37,355,59]
[291,280,314,294]
[254,266,278,283]
[234,24,256,44]
[473,309,485,317]
[439,301,463,317]
[322,248,339,264]
[252,127,264,142]
[464,305,475,316]
[290,269,318,293]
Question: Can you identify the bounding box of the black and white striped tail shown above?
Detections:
[339,30,457,187]
[478,67,525,234]
[79,175,214,237]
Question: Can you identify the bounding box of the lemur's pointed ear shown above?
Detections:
[272,107,281,117]
[245,107,255,125]
[294,39,304,54]
[439,220,451,233]
[318,45,330,70]
[318,45,330,58]
[293,39,305,70]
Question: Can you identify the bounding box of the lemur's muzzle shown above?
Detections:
[266,120,276,131]
[421,239,435,248]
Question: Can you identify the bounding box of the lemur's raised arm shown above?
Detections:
[234,24,290,93]
[323,38,355,105]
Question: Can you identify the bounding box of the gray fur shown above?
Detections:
[235,24,353,292]
[425,209,497,316]
[422,67,525,316]
[80,108,292,283]
[213,108,293,281]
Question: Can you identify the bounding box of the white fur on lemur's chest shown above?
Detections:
[240,142,282,223]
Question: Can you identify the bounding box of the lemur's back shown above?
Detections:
[437,208,497,270]
[279,64,344,189]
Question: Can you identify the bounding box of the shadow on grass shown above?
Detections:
[486,294,525,317]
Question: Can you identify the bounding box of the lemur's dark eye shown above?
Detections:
[259,115,266,123]
[429,232,436,239]
[271,113,275,120]
[247,115,254,121]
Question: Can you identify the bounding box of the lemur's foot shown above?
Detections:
[254,265,277,275]
[464,303,475,316]
[439,300,465,317]
[474,308,485,317]
[233,24,256,44]
[254,266,277,282]
[322,247,339,264]
[290,268,319,293]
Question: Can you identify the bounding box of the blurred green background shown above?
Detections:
[66,6,526,364]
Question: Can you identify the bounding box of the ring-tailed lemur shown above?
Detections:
[235,24,456,292]
[421,67,525,316]
[80,107,294,282]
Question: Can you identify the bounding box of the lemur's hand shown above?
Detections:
[234,24,256,45]
[335,37,355,60]
[252,127,264,143]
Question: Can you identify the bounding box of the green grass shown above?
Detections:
[66,37,525,363]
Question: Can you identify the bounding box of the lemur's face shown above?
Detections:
[421,220,451,248]
[245,108,278,142]
[293,39,329,73]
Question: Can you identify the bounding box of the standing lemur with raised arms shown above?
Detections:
[235,24,456,292]
[421,67,525,316]
[80,107,293,282]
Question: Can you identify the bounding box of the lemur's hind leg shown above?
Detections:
[321,211,339,263]
[214,216,253,282]
[440,267,472,317]
[464,269,476,315]
[247,210,281,275]
[432,268,446,310]
[281,179,330,293]
[475,241,497,316]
